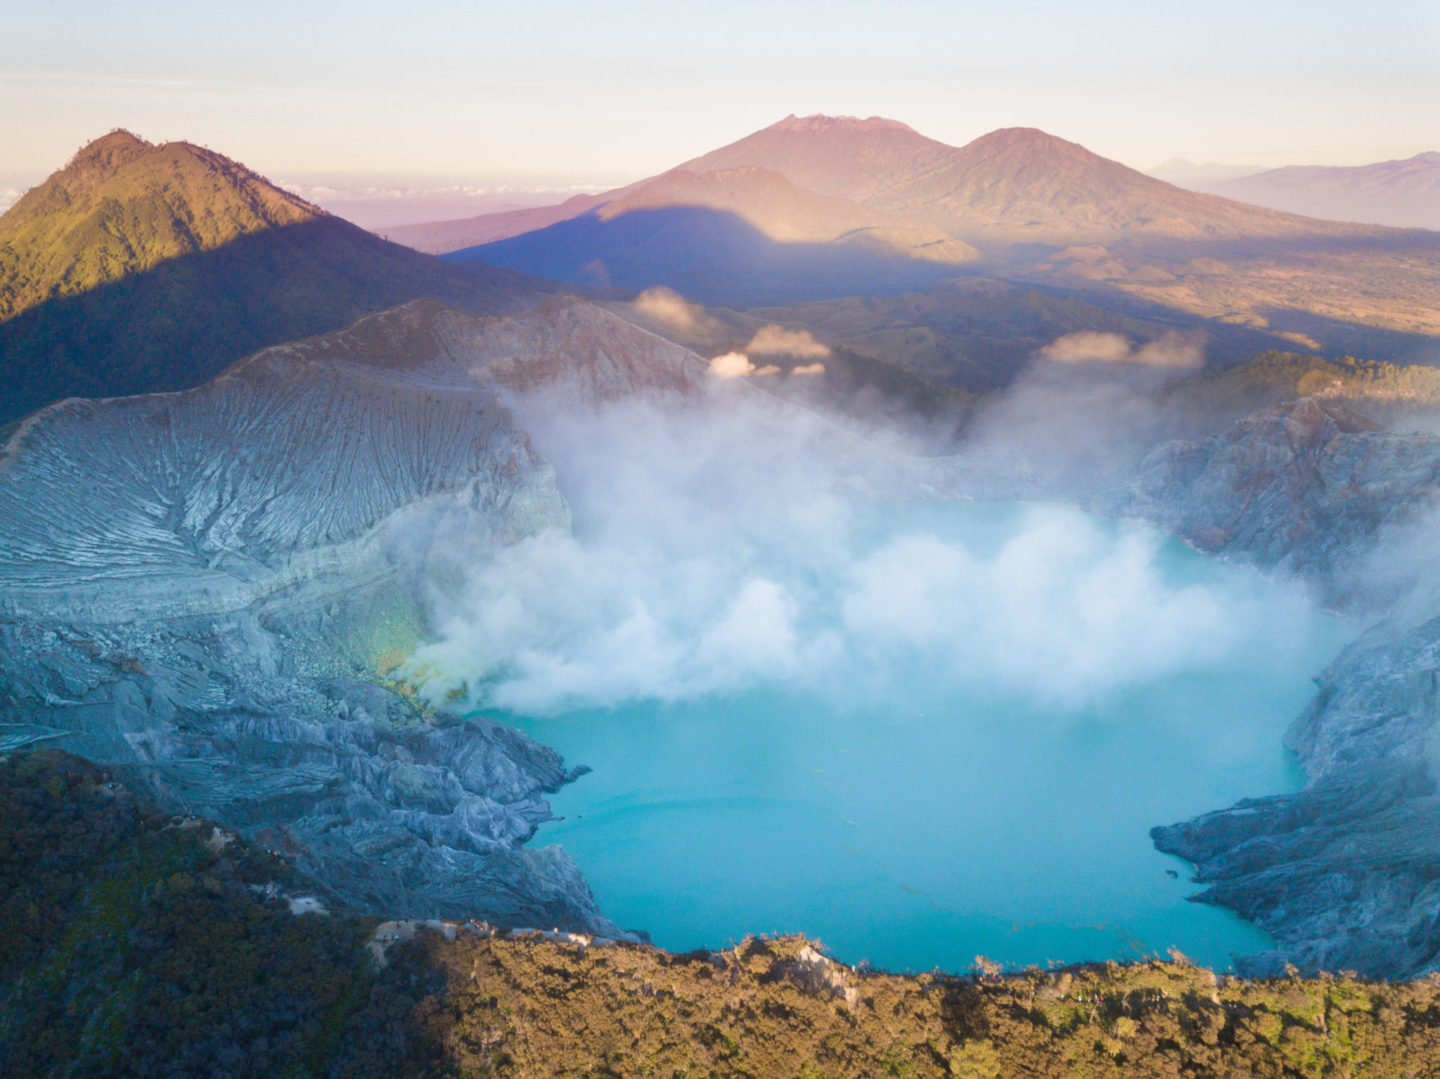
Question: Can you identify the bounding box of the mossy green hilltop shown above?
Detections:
[0,131,542,424]
[0,129,319,321]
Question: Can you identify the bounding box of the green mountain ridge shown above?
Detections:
[0,129,321,321]
[0,130,549,423]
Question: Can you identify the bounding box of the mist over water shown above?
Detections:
[411,392,1352,969]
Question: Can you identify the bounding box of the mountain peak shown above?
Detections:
[768,113,918,135]
[962,126,1099,161]
[69,128,152,165]
[33,129,158,200]
[677,114,953,202]
[0,131,325,321]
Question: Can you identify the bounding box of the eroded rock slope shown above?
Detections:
[0,297,711,931]
[1115,397,1440,976]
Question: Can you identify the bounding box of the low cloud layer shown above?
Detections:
[409,394,1326,718]
[708,331,828,379]
[1040,331,1204,369]
[746,325,831,359]
[633,286,720,336]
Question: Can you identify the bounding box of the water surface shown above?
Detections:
[498,501,1350,972]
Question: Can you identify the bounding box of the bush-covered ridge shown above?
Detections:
[0,750,442,1078]
[0,129,321,322]
[5,749,1440,1077]
[413,933,1440,1077]
[0,133,545,424]
[1169,350,1440,420]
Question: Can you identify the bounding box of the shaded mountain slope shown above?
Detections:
[1196,152,1440,230]
[399,115,1379,258]
[377,191,614,254]
[424,116,1439,347]
[0,131,548,423]
[454,205,975,307]
[379,112,950,254]
[600,165,885,241]
[600,164,978,260]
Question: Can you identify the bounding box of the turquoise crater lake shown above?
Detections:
[489,501,1351,973]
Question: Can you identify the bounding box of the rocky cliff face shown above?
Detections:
[1116,397,1440,598]
[0,297,719,933]
[0,292,1010,935]
[1111,397,1440,977]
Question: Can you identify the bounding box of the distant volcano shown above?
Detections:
[392,113,1377,255]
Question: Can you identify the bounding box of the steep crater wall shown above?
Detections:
[1111,396,1440,977]
[0,297,715,933]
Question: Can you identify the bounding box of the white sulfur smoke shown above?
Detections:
[409,392,1323,718]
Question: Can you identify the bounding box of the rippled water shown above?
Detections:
[497,501,1351,972]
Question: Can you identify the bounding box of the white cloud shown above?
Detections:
[633,286,718,336]
[791,362,826,375]
[1039,330,1204,369]
[708,351,756,379]
[1039,332,1135,364]
[746,325,832,359]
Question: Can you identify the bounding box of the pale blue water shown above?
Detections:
[495,501,1352,973]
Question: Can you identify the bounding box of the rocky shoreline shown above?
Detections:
[1112,397,1440,977]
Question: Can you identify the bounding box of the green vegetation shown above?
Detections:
[0,750,441,1078]
[0,131,541,423]
[1167,350,1440,428]
[0,131,319,322]
[748,282,1224,393]
[412,934,1440,1077]
[7,749,1440,1076]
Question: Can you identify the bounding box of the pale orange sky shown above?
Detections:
[2,0,1436,188]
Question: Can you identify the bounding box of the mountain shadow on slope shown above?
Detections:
[450,205,973,308]
[0,216,546,424]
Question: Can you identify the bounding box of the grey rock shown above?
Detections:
[0,296,718,934]
[1121,397,1440,977]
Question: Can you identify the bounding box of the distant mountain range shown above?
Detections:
[393,115,1438,351]
[1191,153,1440,230]
[3,120,1437,424]
[390,115,1376,259]
[0,131,545,423]
[391,114,1382,256]
[1145,158,1265,187]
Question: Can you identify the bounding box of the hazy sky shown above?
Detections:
[2,0,1436,187]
